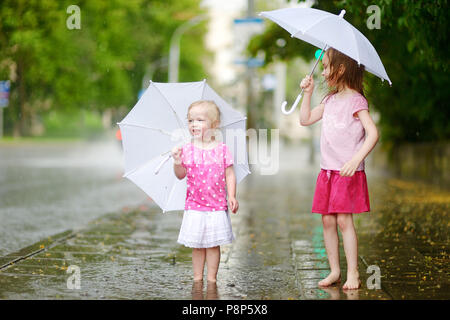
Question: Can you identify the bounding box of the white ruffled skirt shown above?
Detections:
[177,209,235,248]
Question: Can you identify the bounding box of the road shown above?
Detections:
[0,138,448,299]
[0,137,149,256]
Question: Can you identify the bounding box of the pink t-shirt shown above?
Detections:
[320,92,369,171]
[181,142,234,211]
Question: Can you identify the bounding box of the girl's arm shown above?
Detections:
[340,110,379,176]
[299,75,324,126]
[174,163,186,180]
[172,146,186,179]
[225,165,239,213]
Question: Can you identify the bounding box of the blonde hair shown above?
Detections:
[187,100,221,125]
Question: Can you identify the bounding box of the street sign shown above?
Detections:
[0,80,10,108]
[233,17,265,67]
[138,88,145,100]
[235,58,264,68]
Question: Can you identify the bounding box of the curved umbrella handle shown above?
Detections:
[281,90,303,115]
[281,43,328,116]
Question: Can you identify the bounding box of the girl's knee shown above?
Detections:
[337,214,353,230]
[322,214,337,229]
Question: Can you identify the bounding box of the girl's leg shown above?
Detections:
[205,246,220,282]
[319,214,341,287]
[192,248,206,281]
[336,213,360,289]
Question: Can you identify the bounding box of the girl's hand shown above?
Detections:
[340,158,361,177]
[228,197,239,214]
[300,75,314,94]
[171,146,182,165]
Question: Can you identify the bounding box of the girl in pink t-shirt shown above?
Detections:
[171,100,239,283]
[299,48,379,290]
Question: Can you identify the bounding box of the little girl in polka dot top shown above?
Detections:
[171,100,238,283]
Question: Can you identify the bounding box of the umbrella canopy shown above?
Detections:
[260,7,392,114]
[118,80,250,213]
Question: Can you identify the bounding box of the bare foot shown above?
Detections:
[318,272,341,287]
[342,271,361,290]
[206,278,217,283]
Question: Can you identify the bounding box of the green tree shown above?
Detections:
[0,0,207,137]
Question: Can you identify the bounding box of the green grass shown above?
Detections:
[42,110,105,138]
[0,136,85,144]
[0,110,110,144]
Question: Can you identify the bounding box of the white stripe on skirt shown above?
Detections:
[177,209,235,248]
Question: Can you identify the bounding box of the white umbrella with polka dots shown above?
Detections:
[117,80,251,213]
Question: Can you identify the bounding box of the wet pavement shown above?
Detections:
[0,142,448,300]
[0,138,147,256]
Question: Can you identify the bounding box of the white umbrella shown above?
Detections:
[260,7,392,114]
[117,80,251,213]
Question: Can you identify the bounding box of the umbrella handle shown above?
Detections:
[154,154,171,175]
[281,90,303,115]
[281,43,328,116]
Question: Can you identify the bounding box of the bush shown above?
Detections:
[42,109,105,139]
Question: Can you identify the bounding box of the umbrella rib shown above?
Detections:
[219,117,247,129]
[119,123,173,137]
[165,177,184,212]
[291,14,332,38]
[350,27,361,64]
[201,80,207,98]
[123,151,172,178]
[152,84,187,132]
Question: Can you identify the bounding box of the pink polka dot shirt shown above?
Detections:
[181,142,234,212]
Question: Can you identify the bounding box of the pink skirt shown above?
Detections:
[312,169,370,214]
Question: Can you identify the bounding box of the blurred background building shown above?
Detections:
[201,0,320,149]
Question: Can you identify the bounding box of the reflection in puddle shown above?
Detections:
[343,289,359,300]
[319,286,340,300]
[206,281,219,300]
[191,281,203,300]
[191,281,219,300]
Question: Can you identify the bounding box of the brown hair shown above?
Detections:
[323,47,366,102]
